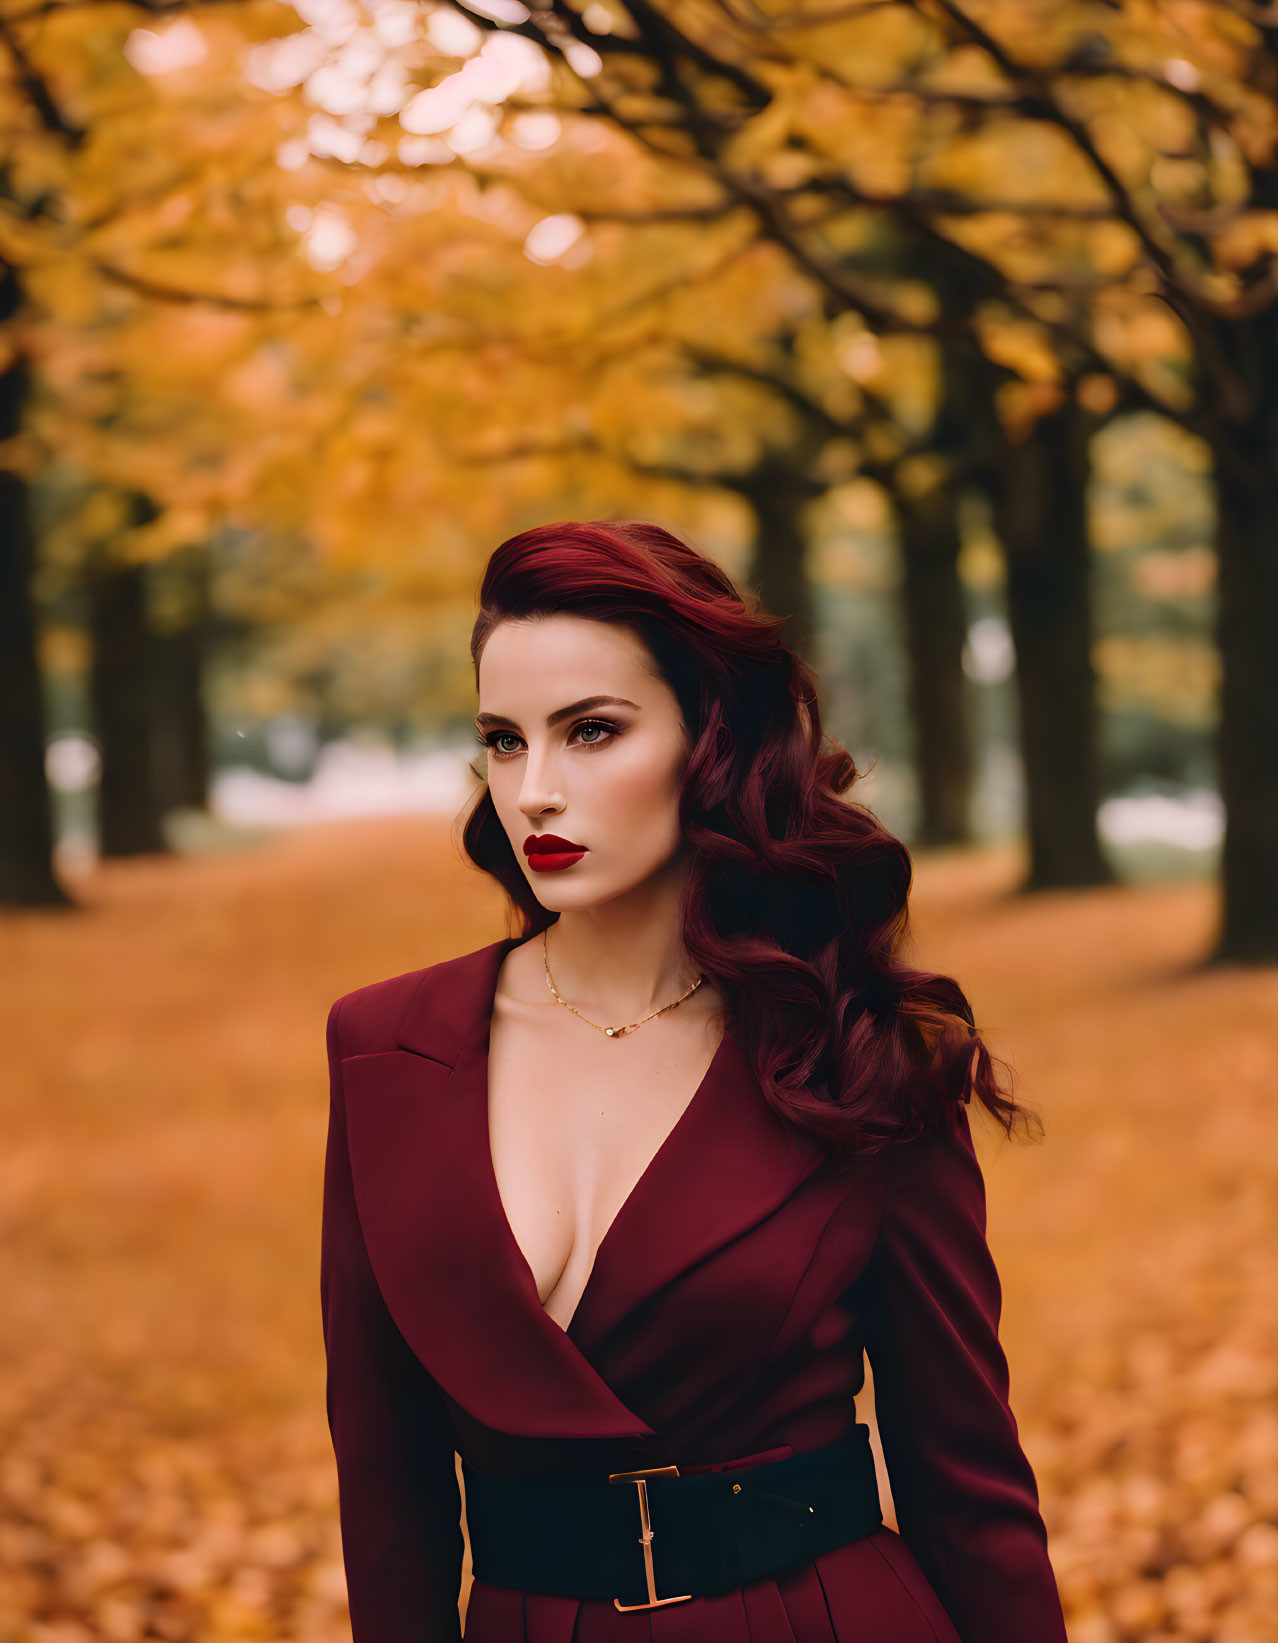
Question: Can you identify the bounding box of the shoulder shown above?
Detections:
[326,967,429,1057]
[874,1100,989,1238]
[883,1100,982,1187]
[326,936,508,1057]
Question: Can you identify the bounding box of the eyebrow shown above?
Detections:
[475,695,641,732]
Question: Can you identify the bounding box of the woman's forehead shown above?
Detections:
[478,615,657,693]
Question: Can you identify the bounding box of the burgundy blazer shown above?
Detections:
[320,933,1068,1643]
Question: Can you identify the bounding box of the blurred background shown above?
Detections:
[1,1,1276,1639]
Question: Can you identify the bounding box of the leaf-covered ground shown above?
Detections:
[1,818,1274,1642]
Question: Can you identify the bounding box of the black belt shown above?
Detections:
[462,1426,883,1611]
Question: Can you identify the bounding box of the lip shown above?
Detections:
[523,834,586,856]
[526,850,586,873]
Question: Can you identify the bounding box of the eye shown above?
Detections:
[476,730,523,758]
[473,719,620,760]
[571,719,617,749]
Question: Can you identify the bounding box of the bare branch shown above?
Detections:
[681,341,851,439]
[1,0,241,23]
[1190,0,1278,23]
[94,260,321,310]
[799,176,1115,218]
[0,13,83,143]
[707,0,909,27]
[755,0,912,26]
[453,429,753,494]
[920,1,1209,301]
[600,0,773,108]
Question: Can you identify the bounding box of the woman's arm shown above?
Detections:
[862,1101,1068,1643]
[321,995,465,1643]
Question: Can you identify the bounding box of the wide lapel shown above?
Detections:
[342,930,833,1442]
[342,934,658,1441]
[565,1024,831,1352]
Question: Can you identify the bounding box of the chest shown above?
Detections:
[486,999,725,1332]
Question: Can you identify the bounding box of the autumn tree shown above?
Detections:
[415,0,1274,954]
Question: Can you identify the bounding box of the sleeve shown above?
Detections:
[861,1101,1068,1643]
[321,995,465,1643]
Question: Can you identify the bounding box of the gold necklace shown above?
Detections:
[542,927,704,1037]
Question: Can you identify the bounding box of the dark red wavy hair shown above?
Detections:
[459,519,1041,1160]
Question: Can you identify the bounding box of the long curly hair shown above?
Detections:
[459,519,1041,1160]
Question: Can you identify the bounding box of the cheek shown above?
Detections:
[597,747,684,843]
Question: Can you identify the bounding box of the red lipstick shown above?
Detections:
[523,833,588,872]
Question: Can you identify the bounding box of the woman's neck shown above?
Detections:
[544,899,703,1022]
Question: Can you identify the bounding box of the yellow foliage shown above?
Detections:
[1092,634,1220,727]
[0,0,1262,650]
[979,314,1065,385]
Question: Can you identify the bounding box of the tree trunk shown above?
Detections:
[87,533,169,858]
[886,335,990,849]
[740,454,822,663]
[988,396,1114,890]
[152,548,212,812]
[894,475,972,846]
[1207,312,1278,963]
[0,266,71,907]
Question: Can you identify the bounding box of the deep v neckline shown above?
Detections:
[479,933,730,1340]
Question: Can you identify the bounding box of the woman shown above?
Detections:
[320,520,1068,1643]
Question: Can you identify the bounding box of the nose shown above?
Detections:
[517,742,565,818]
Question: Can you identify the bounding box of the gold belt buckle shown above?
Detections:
[607,1464,694,1611]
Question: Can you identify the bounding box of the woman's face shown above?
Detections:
[476,614,690,911]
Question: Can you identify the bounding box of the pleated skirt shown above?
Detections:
[461,1524,963,1642]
